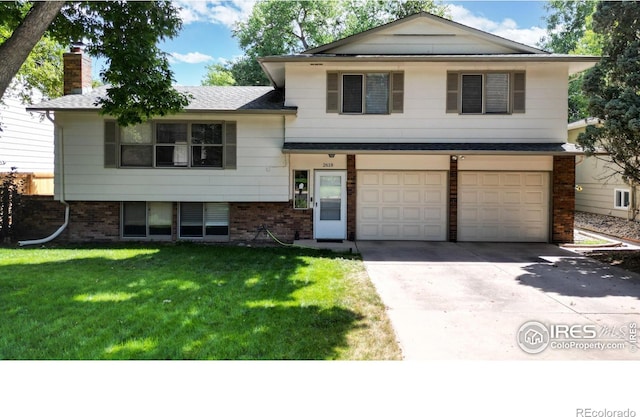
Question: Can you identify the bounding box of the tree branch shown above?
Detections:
[0,1,64,99]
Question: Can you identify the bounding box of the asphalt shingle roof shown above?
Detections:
[27,86,296,113]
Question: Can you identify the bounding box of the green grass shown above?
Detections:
[0,244,401,360]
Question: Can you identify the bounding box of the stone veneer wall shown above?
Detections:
[552,155,576,243]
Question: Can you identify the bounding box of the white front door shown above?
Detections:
[314,170,347,240]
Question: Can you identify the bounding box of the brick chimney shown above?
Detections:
[63,43,92,95]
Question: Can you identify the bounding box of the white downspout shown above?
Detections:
[19,111,69,246]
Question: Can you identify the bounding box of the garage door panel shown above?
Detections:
[503,174,522,186]
[481,173,500,186]
[361,172,380,186]
[481,191,500,204]
[403,173,421,185]
[403,189,421,203]
[358,170,447,241]
[525,191,544,204]
[382,207,400,221]
[425,190,443,204]
[403,207,421,221]
[503,191,521,204]
[425,207,444,221]
[382,190,400,203]
[459,171,549,242]
[361,189,379,203]
[382,173,400,185]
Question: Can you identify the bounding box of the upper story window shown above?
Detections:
[104,121,237,169]
[447,71,525,115]
[326,71,404,114]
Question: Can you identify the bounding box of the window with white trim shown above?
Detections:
[179,202,229,240]
[104,121,237,169]
[122,202,173,238]
[447,71,525,114]
[614,189,630,209]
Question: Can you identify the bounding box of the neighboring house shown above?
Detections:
[569,118,638,220]
[27,12,599,244]
[0,85,54,195]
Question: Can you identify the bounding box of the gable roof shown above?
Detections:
[259,11,600,88]
[27,86,296,114]
[304,12,547,55]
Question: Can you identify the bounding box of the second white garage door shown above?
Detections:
[357,171,447,240]
[458,171,550,242]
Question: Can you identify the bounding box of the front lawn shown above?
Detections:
[0,244,401,360]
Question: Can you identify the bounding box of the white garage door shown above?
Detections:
[357,171,447,240]
[458,171,550,242]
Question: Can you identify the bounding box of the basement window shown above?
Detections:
[614,189,630,209]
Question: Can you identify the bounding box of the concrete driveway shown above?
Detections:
[358,241,640,359]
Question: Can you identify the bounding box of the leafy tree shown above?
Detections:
[201,63,236,86]
[208,0,449,86]
[0,6,65,103]
[540,0,602,122]
[578,1,640,183]
[0,1,189,126]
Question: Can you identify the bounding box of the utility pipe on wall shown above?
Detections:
[19,111,70,246]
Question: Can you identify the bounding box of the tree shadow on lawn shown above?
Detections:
[0,244,364,359]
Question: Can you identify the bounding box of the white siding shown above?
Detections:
[0,94,54,173]
[55,112,289,202]
[328,19,523,55]
[284,61,568,144]
[575,155,637,218]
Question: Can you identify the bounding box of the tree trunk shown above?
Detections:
[0,1,64,99]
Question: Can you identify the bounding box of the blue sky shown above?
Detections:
[96,1,552,86]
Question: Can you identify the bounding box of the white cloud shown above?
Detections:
[448,4,545,48]
[173,0,256,28]
[169,51,215,64]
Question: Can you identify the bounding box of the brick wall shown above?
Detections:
[449,157,458,242]
[346,155,356,241]
[230,202,312,243]
[552,155,575,243]
[15,196,66,241]
[63,201,121,242]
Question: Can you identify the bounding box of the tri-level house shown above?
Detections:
[26,12,599,244]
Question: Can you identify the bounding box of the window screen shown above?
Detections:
[485,73,509,113]
[461,75,483,114]
[342,75,363,113]
[365,73,389,114]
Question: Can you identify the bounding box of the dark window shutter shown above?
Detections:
[446,72,459,113]
[461,74,483,114]
[326,72,339,113]
[391,72,404,113]
[224,121,237,169]
[104,121,117,168]
[512,72,526,113]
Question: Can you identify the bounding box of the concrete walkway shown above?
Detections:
[357,241,640,360]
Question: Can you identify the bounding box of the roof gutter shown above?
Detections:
[19,111,69,246]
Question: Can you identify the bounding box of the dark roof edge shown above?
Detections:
[282,142,597,155]
[25,107,298,115]
[260,54,600,63]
